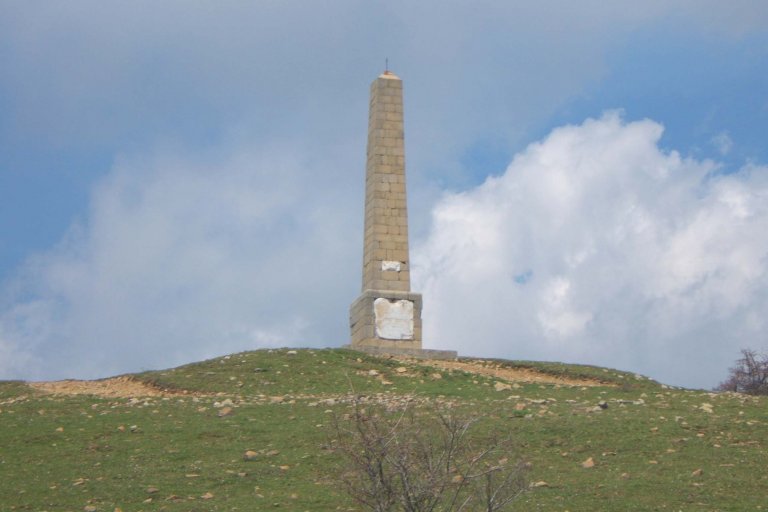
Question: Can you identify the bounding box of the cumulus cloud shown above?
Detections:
[0,146,361,380]
[414,112,768,388]
[2,112,767,388]
[1,1,766,385]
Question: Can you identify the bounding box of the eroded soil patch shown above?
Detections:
[405,359,611,387]
[29,376,188,398]
[26,356,610,399]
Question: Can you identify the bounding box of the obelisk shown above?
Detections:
[349,70,423,353]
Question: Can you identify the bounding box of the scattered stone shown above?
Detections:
[395,367,407,374]
[55,426,64,432]
[201,492,214,499]
[597,401,608,409]
[494,382,512,392]
[129,425,139,433]
[286,350,298,355]
[530,481,549,488]
[217,407,234,417]
[244,450,259,461]
[581,457,595,468]
[514,403,527,411]
[691,468,704,477]
[147,487,159,494]
[430,373,442,380]
[214,399,234,408]
[700,403,714,414]
[620,473,630,480]
[84,506,97,512]
[368,369,380,376]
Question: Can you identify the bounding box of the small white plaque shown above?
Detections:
[381,260,402,272]
[373,298,414,340]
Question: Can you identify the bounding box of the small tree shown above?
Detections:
[330,400,527,511]
[716,349,768,395]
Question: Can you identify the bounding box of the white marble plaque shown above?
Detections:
[373,298,414,340]
[381,260,402,272]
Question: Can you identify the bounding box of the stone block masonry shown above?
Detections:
[362,73,411,294]
[349,71,456,361]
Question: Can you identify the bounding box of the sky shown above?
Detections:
[1,1,767,389]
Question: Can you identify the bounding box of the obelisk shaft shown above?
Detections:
[350,71,422,352]
[362,73,411,293]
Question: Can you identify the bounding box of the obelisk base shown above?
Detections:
[350,289,422,348]
[348,291,457,360]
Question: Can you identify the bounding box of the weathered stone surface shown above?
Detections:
[349,72,456,360]
[349,72,422,351]
[374,298,414,340]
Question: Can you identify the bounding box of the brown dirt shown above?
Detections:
[29,376,185,398]
[405,359,609,387]
[27,357,607,399]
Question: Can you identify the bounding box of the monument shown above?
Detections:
[349,70,456,360]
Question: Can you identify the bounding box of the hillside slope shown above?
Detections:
[1,348,765,511]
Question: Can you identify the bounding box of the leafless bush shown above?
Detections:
[716,349,768,395]
[330,400,527,511]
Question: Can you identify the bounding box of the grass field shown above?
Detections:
[1,348,766,511]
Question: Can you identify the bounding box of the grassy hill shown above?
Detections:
[1,348,765,511]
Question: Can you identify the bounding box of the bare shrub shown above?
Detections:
[330,400,527,511]
[716,349,768,395]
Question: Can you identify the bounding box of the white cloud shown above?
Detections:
[1,2,766,385]
[414,112,768,388]
[0,145,361,380]
[2,111,767,389]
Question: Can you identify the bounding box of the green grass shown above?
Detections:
[1,348,766,511]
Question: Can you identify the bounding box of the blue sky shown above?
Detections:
[1,2,767,388]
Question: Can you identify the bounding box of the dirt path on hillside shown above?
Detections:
[29,376,181,398]
[27,357,607,399]
[406,359,609,387]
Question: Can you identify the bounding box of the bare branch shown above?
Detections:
[330,399,527,511]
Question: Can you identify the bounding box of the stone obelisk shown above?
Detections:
[349,70,424,354]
